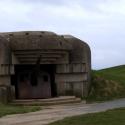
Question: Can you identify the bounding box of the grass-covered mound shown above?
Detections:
[94,65,125,84]
[49,107,125,125]
[87,65,125,102]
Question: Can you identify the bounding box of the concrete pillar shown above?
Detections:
[0,85,15,104]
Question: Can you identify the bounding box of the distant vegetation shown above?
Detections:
[87,65,125,102]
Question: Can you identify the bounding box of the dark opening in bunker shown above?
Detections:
[11,64,57,99]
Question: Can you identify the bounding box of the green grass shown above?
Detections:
[87,65,125,102]
[94,65,125,85]
[49,107,125,125]
[0,104,41,117]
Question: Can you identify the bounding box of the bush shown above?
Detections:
[87,72,125,102]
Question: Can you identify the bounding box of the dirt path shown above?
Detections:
[1,98,125,125]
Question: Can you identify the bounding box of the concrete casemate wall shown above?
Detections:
[0,31,91,103]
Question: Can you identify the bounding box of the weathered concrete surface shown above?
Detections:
[1,98,125,125]
[0,31,91,101]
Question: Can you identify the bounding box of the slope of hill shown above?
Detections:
[87,65,125,102]
[95,65,125,85]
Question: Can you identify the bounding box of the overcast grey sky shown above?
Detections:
[0,0,125,69]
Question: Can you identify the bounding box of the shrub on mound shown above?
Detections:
[87,74,125,102]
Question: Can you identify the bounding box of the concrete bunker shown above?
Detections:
[0,31,91,103]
